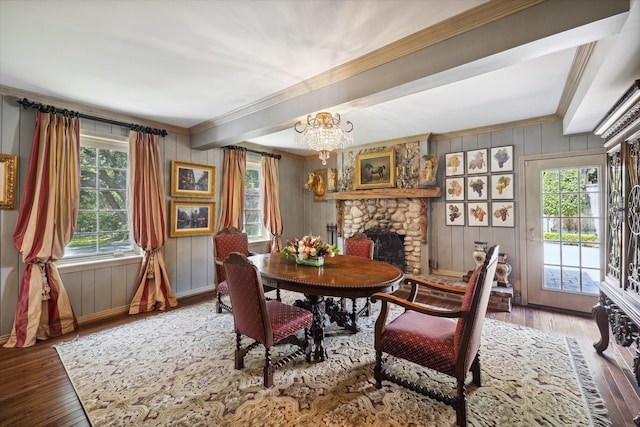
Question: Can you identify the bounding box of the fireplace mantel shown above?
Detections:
[321,187,440,201]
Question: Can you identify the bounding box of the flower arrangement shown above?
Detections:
[282,234,339,261]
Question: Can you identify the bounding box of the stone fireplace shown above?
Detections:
[341,198,424,274]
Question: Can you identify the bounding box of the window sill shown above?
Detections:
[57,254,143,274]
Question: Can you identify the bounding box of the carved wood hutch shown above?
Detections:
[592,80,640,424]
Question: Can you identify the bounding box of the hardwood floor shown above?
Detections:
[0,291,638,427]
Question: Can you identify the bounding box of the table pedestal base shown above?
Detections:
[295,295,359,361]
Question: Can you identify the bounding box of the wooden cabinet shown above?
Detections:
[592,80,640,425]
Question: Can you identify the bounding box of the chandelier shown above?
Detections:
[294,112,354,165]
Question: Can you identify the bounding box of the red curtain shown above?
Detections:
[262,156,283,253]
[219,148,246,230]
[128,131,177,314]
[4,112,79,347]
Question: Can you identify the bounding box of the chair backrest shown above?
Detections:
[214,227,250,283]
[345,232,374,259]
[223,252,272,346]
[454,244,499,378]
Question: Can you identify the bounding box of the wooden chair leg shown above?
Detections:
[454,379,467,426]
[471,352,481,386]
[217,293,223,314]
[263,347,274,388]
[374,350,383,388]
[235,333,245,369]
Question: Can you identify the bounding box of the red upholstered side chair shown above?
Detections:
[213,227,278,313]
[371,245,499,427]
[223,252,312,387]
[343,232,375,319]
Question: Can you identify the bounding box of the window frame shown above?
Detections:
[244,154,269,242]
[58,130,140,266]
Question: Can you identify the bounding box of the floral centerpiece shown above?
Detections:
[282,234,339,267]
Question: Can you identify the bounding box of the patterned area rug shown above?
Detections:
[54,292,610,426]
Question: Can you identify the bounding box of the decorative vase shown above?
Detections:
[473,241,488,268]
[296,256,325,267]
[495,252,512,287]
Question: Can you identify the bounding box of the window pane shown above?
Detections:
[560,169,578,192]
[79,189,97,210]
[246,187,260,209]
[80,146,96,166]
[542,170,559,192]
[99,190,126,209]
[76,212,98,233]
[99,149,127,169]
[98,169,127,190]
[98,232,130,254]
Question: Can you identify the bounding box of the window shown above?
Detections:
[244,155,268,241]
[64,132,137,259]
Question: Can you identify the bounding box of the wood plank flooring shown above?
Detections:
[0,291,638,427]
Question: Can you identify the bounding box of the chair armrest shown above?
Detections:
[215,258,224,267]
[371,292,463,318]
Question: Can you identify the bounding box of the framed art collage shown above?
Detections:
[169,160,217,237]
[444,146,515,227]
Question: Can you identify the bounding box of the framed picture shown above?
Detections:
[445,152,464,176]
[0,154,18,210]
[468,202,489,226]
[445,177,464,201]
[492,202,515,227]
[491,173,514,199]
[490,145,514,172]
[446,202,465,226]
[171,160,216,198]
[355,150,396,189]
[467,176,488,200]
[169,200,216,237]
[466,149,488,174]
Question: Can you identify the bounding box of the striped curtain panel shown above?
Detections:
[261,156,283,253]
[219,148,246,229]
[4,112,80,347]
[128,131,177,314]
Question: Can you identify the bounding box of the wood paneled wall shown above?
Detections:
[0,94,305,337]
[430,121,603,295]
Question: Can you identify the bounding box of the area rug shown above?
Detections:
[54,292,611,426]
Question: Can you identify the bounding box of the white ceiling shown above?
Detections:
[1,0,639,157]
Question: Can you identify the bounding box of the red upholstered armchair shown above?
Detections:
[343,232,375,319]
[223,252,312,387]
[371,245,499,427]
[213,227,278,313]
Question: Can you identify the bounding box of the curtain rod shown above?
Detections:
[16,98,168,137]
[222,145,281,159]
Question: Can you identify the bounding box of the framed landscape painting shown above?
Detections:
[446,202,465,226]
[355,150,396,189]
[171,160,216,198]
[0,154,17,209]
[170,200,216,237]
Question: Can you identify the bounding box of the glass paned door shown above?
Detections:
[524,153,605,312]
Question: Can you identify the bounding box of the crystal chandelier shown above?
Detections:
[294,112,354,165]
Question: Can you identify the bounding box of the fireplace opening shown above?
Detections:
[364,227,406,272]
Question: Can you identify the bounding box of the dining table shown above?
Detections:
[248,253,404,361]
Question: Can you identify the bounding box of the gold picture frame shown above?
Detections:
[355,150,396,190]
[171,160,216,198]
[0,154,18,209]
[169,200,216,237]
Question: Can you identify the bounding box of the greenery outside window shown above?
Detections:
[64,131,138,260]
[245,155,268,241]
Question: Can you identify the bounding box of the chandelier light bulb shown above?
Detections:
[294,112,354,165]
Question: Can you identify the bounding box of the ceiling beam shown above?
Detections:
[191,0,629,150]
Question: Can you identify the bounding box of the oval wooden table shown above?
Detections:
[249,253,404,361]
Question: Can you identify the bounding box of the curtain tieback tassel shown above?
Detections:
[38,263,51,301]
[147,250,156,279]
